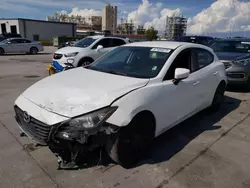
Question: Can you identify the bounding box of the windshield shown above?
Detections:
[87,46,173,79]
[74,37,97,48]
[0,38,10,43]
[211,41,250,53]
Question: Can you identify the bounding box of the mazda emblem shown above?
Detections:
[23,111,31,123]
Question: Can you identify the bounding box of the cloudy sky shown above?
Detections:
[1,0,250,37]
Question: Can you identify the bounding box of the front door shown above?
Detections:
[155,49,201,135]
[91,38,113,60]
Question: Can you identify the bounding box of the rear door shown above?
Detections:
[190,48,218,108]
[109,38,126,51]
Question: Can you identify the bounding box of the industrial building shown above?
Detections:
[102,4,117,34]
[165,16,187,40]
[0,18,76,41]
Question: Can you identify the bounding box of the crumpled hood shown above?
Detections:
[20,68,149,118]
[216,52,250,61]
[55,46,88,54]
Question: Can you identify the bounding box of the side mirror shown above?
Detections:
[6,41,11,44]
[173,68,190,85]
[96,45,103,52]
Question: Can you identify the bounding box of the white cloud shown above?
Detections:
[144,8,182,30]
[127,0,164,25]
[61,7,101,17]
[187,0,250,34]
[125,0,250,35]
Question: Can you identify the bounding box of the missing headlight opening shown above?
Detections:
[49,122,120,170]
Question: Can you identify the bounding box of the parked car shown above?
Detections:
[0,33,22,42]
[0,38,44,55]
[176,35,215,46]
[14,41,226,169]
[52,35,130,68]
[210,40,250,87]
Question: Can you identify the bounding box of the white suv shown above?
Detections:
[53,35,130,67]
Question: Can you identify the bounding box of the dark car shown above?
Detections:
[0,33,22,42]
[210,40,250,87]
[176,35,215,46]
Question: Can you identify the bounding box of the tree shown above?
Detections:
[53,12,58,20]
[146,27,158,41]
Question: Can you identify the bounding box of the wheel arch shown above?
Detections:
[77,56,94,67]
[108,108,157,136]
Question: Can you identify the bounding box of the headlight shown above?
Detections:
[64,52,78,57]
[68,107,117,130]
[233,58,250,66]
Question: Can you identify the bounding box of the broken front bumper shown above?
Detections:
[14,104,119,169]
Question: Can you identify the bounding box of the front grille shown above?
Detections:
[222,62,232,69]
[53,53,63,60]
[14,106,51,145]
[227,72,245,79]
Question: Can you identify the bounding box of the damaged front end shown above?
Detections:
[14,105,120,169]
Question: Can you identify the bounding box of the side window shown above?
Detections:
[92,38,111,49]
[211,41,234,52]
[194,49,214,70]
[235,43,250,53]
[9,39,18,44]
[111,39,126,47]
[164,49,192,80]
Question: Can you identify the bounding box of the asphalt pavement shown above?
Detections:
[0,47,250,188]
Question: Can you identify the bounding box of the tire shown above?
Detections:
[0,48,4,55]
[30,47,38,55]
[78,57,94,67]
[106,113,155,168]
[210,81,226,111]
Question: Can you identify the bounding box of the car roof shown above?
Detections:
[123,41,205,49]
[87,35,129,41]
[179,35,214,39]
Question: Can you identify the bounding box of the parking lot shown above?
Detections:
[1,46,250,188]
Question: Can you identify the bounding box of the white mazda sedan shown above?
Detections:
[14,41,227,169]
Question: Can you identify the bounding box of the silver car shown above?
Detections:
[211,40,250,87]
[0,38,44,55]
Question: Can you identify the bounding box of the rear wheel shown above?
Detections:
[106,113,155,168]
[30,47,38,55]
[78,58,94,67]
[0,48,4,55]
[210,81,226,111]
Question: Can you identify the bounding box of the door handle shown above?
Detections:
[213,71,218,75]
[193,81,200,86]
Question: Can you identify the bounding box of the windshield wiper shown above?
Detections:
[104,70,128,76]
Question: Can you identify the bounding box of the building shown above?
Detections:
[117,19,135,35]
[102,4,117,34]
[47,15,102,31]
[165,16,187,40]
[0,18,76,41]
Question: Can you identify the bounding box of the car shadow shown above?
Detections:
[74,96,241,170]
[226,85,250,93]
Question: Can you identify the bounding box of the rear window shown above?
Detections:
[211,41,250,53]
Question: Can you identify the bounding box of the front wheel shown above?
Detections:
[106,114,155,168]
[30,47,38,55]
[78,58,94,67]
[0,48,4,55]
